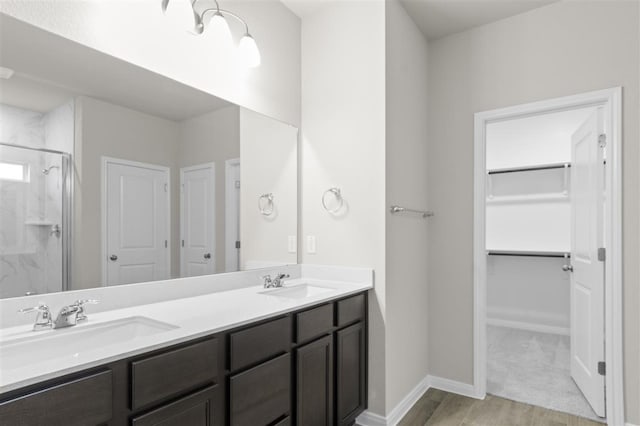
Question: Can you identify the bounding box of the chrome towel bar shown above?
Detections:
[390,205,434,218]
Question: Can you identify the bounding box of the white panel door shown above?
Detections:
[180,163,215,277]
[570,109,605,417]
[105,160,169,286]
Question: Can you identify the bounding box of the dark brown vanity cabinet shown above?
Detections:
[335,322,367,426]
[334,294,367,426]
[0,370,113,426]
[295,335,333,426]
[0,291,368,426]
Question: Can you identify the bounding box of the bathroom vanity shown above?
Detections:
[0,268,371,426]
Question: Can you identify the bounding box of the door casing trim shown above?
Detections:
[472,87,623,425]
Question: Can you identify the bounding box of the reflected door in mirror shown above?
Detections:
[180,163,216,277]
[105,159,170,286]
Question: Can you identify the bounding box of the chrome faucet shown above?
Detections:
[18,299,99,331]
[53,299,99,329]
[262,273,290,288]
[18,303,53,331]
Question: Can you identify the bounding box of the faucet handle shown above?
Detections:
[74,299,99,306]
[18,303,52,331]
[261,275,273,288]
[18,303,50,314]
[74,299,99,322]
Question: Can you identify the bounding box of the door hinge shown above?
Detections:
[598,247,606,262]
[164,183,168,192]
[235,240,241,249]
[235,180,240,189]
[598,134,606,148]
[598,361,606,376]
[181,240,185,247]
[164,240,167,248]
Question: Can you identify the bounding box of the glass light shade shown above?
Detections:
[162,0,196,32]
[239,34,261,68]
[205,12,232,45]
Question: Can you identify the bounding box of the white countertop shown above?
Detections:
[0,277,372,394]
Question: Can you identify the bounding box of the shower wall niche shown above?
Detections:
[0,102,73,298]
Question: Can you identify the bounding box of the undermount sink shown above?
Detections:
[0,316,177,371]
[259,284,334,300]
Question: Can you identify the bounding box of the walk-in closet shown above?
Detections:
[484,106,605,422]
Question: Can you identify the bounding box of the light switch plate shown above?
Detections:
[306,236,317,254]
[288,236,297,253]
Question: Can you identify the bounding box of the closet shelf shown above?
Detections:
[486,193,569,204]
[487,162,570,175]
[487,249,570,258]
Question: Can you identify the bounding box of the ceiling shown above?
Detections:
[281,0,558,40]
[400,0,558,40]
[0,14,231,122]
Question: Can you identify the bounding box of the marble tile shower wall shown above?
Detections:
[0,102,74,298]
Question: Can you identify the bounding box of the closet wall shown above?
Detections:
[485,108,593,334]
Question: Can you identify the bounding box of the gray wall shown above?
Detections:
[300,1,387,414]
[385,0,430,413]
[179,106,240,274]
[73,96,180,289]
[426,1,639,422]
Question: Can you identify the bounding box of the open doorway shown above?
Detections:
[473,88,624,425]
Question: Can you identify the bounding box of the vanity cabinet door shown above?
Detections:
[0,370,112,426]
[335,322,366,426]
[131,385,221,426]
[229,353,291,426]
[295,335,333,426]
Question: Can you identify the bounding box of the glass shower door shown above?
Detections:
[0,143,70,297]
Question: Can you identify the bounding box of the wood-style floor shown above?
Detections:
[397,389,605,426]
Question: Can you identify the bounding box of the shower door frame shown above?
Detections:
[0,142,73,294]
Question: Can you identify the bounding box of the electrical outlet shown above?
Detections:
[288,235,297,253]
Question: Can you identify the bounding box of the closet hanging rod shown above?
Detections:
[487,250,570,258]
[487,162,570,175]
[390,205,434,218]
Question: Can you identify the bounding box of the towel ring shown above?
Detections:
[258,193,274,216]
[322,187,343,214]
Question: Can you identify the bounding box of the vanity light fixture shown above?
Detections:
[161,0,261,68]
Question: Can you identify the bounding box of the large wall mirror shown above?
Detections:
[0,15,298,298]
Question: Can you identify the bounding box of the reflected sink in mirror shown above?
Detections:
[259,284,335,300]
[0,316,178,371]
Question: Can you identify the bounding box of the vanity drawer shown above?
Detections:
[296,303,334,343]
[131,385,220,426]
[229,353,291,426]
[0,370,112,426]
[131,338,218,411]
[229,316,291,371]
[273,416,291,426]
[336,294,365,327]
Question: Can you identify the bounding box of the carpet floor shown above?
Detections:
[487,325,604,422]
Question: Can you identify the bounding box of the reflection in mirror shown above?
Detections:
[0,15,297,298]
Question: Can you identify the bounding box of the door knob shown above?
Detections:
[204,253,211,260]
[562,264,573,272]
[110,254,118,261]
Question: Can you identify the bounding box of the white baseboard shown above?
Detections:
[487,317,570,336]
[356,375,479,426]
[427,375,480,399]
[356,410,386,426]
[626,423,640,426]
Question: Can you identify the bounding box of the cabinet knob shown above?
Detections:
[110,254,118,261]
[204,253,211,260]
[562,264,573,272]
